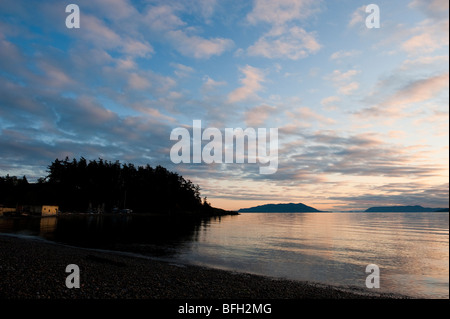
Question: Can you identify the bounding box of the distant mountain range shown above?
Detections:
[365,205,449,212]
[238,203,322,213]
[238,203,449,213]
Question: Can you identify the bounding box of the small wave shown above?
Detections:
[0,231,182,266]
[0,232,50,243]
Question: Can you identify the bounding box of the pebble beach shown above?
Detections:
[0,234,407,300]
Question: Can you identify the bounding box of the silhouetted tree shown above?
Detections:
[0,157,224,216]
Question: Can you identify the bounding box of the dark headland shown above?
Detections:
[0,157,237,217]
[239,202,322,213]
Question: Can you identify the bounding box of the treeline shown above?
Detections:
[0,157,217,215]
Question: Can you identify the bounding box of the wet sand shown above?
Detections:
[0,234,407,299]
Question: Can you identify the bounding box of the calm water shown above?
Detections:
[0,212,448,298]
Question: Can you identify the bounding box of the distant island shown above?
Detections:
[365,205,449,212]
[239,203,322,213]
[237,203,449,213]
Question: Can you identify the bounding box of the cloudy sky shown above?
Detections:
[0,0,448,211]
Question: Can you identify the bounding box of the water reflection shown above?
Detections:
[0,214,230,257]
[176,212,449,298]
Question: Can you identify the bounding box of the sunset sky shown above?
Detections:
[0,0,448,211]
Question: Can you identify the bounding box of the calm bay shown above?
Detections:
[0,212,448,298]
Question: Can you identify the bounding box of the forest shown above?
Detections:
[0,157,227,215]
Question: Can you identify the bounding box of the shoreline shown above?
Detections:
[0,233,409,299]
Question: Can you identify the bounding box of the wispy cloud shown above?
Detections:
[201,76,227,94]
[171,63,195,78]
[321,96,341,110]
[324,69,361,96]
[408,0,449,20]
[244,104,278,126]
[330,50,362,61]
[401,19,449,55]
[247,25,321,60]
[228,65,265,103]
[167,30,234,59]
[247,0,321,25]
[245,0,321,60]
[348,5,366,28]
[285,107,336,127]
[359,72,449,117]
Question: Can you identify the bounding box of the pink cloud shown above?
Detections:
[244,105,278,127]
[359,72,449,117]
[128,73,151,90]
[247,0,320,25]
[167,30,234,59]
[247,26,320,60]
[228,65,265,103]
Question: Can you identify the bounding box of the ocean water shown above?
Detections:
[0,212,448,298]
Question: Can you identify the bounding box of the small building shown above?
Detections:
[0,205,59,216]
[42,205,59,216]
[0,205,17,216]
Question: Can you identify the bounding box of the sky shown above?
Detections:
[0,0,448,211]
